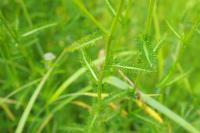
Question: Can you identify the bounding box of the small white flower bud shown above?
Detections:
[43,52,56,61]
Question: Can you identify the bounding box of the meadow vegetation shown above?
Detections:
[0,0,200,132]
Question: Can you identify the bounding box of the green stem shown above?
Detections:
[97,0,124,114]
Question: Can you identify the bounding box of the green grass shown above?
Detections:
[1,0,200,132]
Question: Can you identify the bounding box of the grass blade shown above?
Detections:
[15,68,53,133]
[104,76,200,133]
[21,23,57,37]
[73,0,109,35]
[165,20,182,40]
[48,57,105,104]
[15,50,66,133]
[141,93,200,133]
[105,0,122,22]
[145,0,156,35]
[48,67,87,104]
[81,50,98,81]
[112,64,152,72]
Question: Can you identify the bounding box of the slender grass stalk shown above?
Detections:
[47,50,133,105]
[153,3,161,42]
[105,0,116,17]
[158,17,200,88]
[0,103,15,121]
[28,86,93,131]
[142,43,153,67]
[91,2,124,130]
[0,12,19,44]
[104,0,124,66]
[164,69,191,86]
[48,67,87,104]
[145,0,156,35]
[21,23,57,37]
[0,79,41,104]
[1,11,37,72]
[104,76,200,133]
[52,86,92,113]
[0,13,21,87]
[176,62,192,93]
[183,16,200,45]
[153,34,166,53]
[112,64,152,72]
[37,113,53,133]
[98,0,124,100]
[165,20,182,40]
[48,34,103,104]
[142,0,156,67]
[15,50,67,133]
[73,0,109,36]
[19,0,44,57]
[81,50,98,81]
[141,93,200,133]
[105,0,123,22]
[87,113,98,133]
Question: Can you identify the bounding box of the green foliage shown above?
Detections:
[137,34,156,68]
[0,0,200,133]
